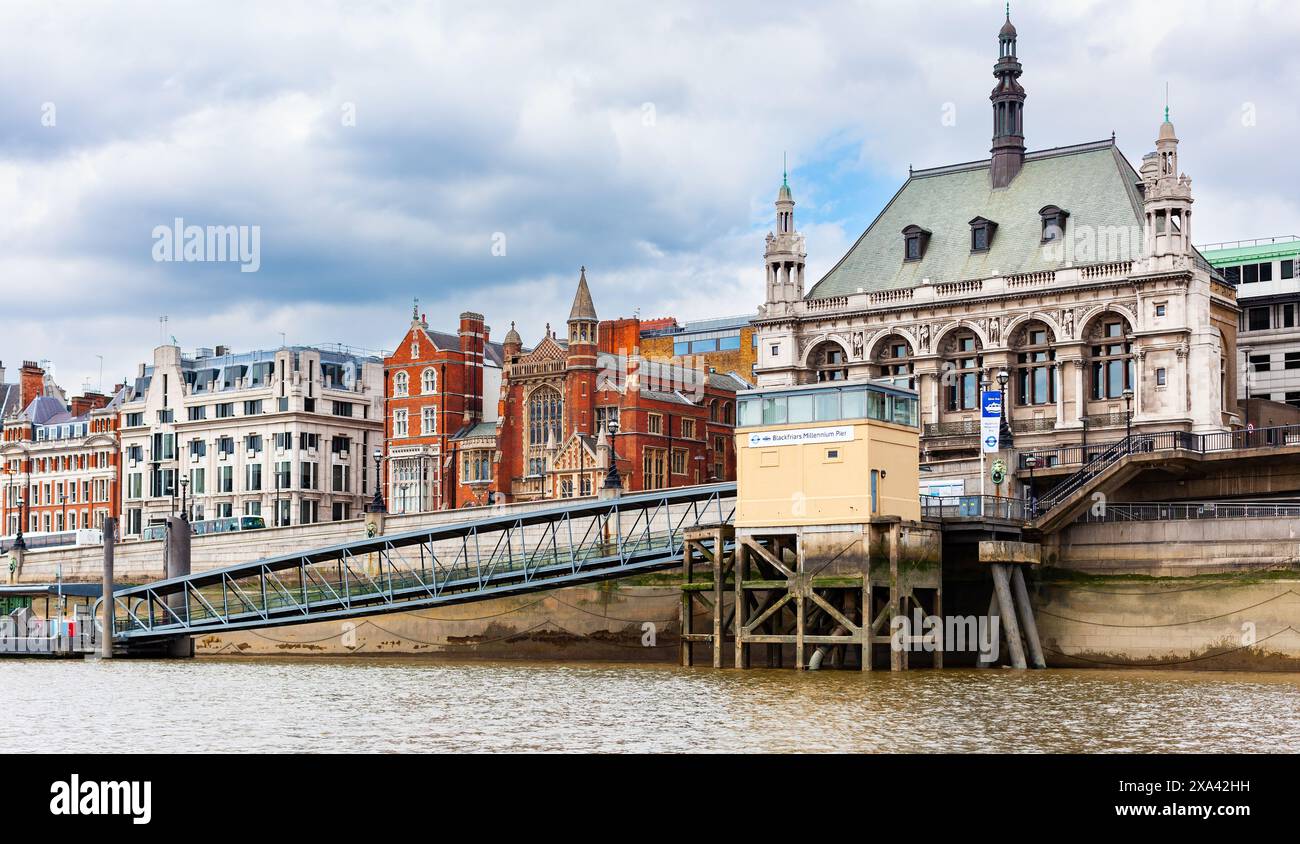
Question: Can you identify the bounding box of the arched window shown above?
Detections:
[1087,318,1134,400]
[810,341,848,382]
[873,336,914,390]
[943,330,983,411]
[528,386,564,447]
[393,371,409,397]
[421,368,436,395]
[1012,322,1056,406]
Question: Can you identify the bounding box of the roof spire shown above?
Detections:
[568,266,597,323]
[412,297,419,321]
[783,151,788,187]
[1164,81,1170,123]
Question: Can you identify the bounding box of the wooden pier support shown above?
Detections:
[682,519,942,672]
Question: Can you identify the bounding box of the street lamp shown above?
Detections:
[979,375,992,500]
[1024,454,1038,517]
[369,448,386,514]
[13,494,26,551]
[603,420,622,490]
[996,368,1013,448]
[179,476,190,522]
[1122,387,1134,451]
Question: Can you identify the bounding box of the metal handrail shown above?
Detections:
[1076,501,1300,523]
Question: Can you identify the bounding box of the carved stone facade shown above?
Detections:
[752,13,1239,488]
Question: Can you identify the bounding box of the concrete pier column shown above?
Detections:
[990,564,1028,670]
[1011,566,1046,669]
[101,518,115,659]
[164,516,193,658]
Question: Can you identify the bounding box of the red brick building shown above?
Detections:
[381,307,505,513]
[1,363,124,538]
[468,269,746,504]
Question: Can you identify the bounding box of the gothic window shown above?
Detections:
[969,217,998,253]
[393,371,409,397]
[1039,206,1069,243]
[393,409,409,437]
[810,341,849,382]
[873,336,914,390]
[1088,319,1134,400]
[902,224,931,262]
[1013,323,1056,406]
[528,386,563,447]
[944,331,983,411]
[421,368,436,395]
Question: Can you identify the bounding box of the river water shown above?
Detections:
[4,658,1297,753]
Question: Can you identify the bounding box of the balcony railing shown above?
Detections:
[920,495,1030,521]
[1076,501,1300,524]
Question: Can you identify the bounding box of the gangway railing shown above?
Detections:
[106,483,737,642]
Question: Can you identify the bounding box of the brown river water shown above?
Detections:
[3,658,1297,753]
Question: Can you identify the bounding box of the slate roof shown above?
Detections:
[423,329,508,367]
[0,383,20,418]
[451,420,499,440]
[808,140,1147,298]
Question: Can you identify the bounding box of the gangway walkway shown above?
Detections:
[106,484,736,647]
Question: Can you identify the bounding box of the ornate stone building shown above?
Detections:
[754,12,1239,488]
[486,269,746,504]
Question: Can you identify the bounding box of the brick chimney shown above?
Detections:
[19,361,44,409]
[459,311,486,424]
[70,392,110,417]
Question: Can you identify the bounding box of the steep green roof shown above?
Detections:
[808,140,1146,298]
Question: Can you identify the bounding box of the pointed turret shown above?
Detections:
[762,168,806,315]
[990,5,1026,188]
[1141,106,1194,263]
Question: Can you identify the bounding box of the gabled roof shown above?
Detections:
[808,140,1146,298]
[0,383,20,418]
[20,396,71,426]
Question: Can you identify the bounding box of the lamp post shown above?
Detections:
[13,493,26,551]
[1122,387,1134,452]
[1024,453,1038,518]
[979,375,991,500]
[996,368,1013,448]
[179,475,190,522]
[369,448,386,514]
[603,420,622,490]
[1241,345,1251,445]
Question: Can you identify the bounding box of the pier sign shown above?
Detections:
[746,425,854,448]
[981,390,1002,453]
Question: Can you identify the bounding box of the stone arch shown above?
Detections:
[1004,312,1063,346]
[799,334,851,369]
[864,326,919,361]
[931,318,989,354]
[1077,302,1138,340]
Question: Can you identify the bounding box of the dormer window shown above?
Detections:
[902,224,931,262]
[969,217,998,253]
[1038,205,1069,243]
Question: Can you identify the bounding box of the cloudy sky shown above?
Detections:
[1,0,1296,393]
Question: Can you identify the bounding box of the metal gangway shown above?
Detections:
[105,484,736,646]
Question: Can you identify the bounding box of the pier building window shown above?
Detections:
[1088,319,1134,400]
[943,331,983,411]
[421,406,437,435]
[421,368,436,395]
[873,336,914,390]
[393,371,409,397]
[394,409,409,437]
[1013,323,1056,406]
[809,341,849,382]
